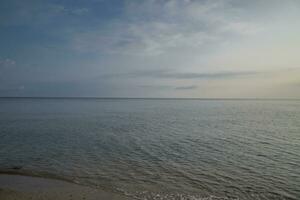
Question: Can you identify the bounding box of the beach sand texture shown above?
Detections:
[0,174,128,200]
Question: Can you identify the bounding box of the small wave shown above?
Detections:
[0,168,75,184]
[0,168,130,198]
[116,189,240,200]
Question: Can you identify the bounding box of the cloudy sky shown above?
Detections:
[0,0,299,98]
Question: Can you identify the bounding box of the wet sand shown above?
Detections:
[0,174,129,200]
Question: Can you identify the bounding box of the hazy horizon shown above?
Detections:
[1,0,300,98]
[0,96,300,100]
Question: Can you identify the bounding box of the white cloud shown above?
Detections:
[0,58,16,68]
[71,8,89,15]
[2,0,299,97]
[51,5,89,16]
[68,0,263,56]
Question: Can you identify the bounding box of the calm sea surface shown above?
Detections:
[0,98,299,199]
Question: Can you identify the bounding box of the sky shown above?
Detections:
[0,0,299,98]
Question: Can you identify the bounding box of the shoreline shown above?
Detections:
[0,174,129,200]
[0,169,77,185]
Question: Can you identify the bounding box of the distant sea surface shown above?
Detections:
[0,98,299,200]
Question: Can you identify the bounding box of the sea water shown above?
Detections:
[0,98,299,199]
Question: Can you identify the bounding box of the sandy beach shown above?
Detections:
[0,174,129,200]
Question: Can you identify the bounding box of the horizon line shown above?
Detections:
[0,96,299,101]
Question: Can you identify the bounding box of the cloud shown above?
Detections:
[149,71,257,80]
[139,85,172,90]
[0,58,16,68]
[0,1,89,26]
[140,84,198,90]
[100,69,258,80]
[0,84,25,93]
[70,8,89,15]
[51,5,89,16]
[1,0,299,98]
[175,85,198,90]
[67,0,263,56]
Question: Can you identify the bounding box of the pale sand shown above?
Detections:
[0,174,129,200]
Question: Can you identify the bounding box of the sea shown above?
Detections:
[0,98,299,200]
